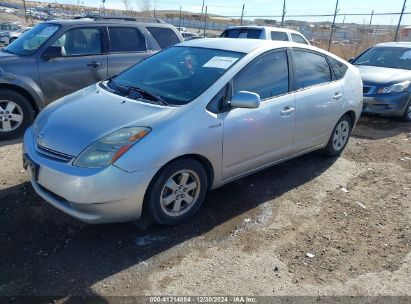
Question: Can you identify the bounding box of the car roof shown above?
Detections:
[373,42,411,48]
[223,25,302,35]
[179,38,313,53]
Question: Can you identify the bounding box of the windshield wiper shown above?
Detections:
[107,78,168,106]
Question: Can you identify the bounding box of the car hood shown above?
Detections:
[355,65,411,84]
[34,84,175,156]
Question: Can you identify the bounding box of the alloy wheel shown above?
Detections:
[332,120,350,151]
[160,170,200,217]
[0,100,24,133]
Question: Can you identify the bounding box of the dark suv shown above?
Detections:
[0,17,183,139]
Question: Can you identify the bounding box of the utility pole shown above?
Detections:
[369,9,374,27]
[179,6,182,30]
[203,5,207,37]
[240,3,245,25]
[328,0,339,51]
[280,0,286,28]
[394,0,407,41]
[22,0,27,22]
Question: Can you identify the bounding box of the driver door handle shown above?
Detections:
[281,106,295,116]
[333,92,344,100]
[87,61,101,68]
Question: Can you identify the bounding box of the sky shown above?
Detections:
[40,0,411,25]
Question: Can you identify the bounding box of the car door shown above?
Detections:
[222,49,296,180]
[291,49,344,153]
[37,26,108,103]
[107,26,152,77]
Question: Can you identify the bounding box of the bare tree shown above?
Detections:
[136,0,152,15]
[122,0,133,12]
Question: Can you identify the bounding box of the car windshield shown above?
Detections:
[108,46,245,105]
[353,46,411,70]
[4,23,59,56]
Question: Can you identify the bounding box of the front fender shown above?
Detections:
[0,67,45,111]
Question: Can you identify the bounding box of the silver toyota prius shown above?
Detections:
[23,39,363,225]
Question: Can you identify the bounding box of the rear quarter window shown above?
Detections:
[328,56,348,80]
[146,27,181,49]
[291,33,308,45]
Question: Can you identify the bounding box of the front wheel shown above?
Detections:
[402,101,411,122]
[146,159,208,225]
[0,90,34,140]
[323,114,352,157]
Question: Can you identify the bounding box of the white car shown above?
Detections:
[221,26,310,45]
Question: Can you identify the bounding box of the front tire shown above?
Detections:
[402,100,411,122]
[323,114,352,157]
[0,90,34,140]
[146,159,208,225]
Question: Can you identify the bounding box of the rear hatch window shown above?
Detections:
[146,27,181,49]
[220,28,263,39]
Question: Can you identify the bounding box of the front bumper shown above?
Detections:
[23,127,158,224]
[362,92,410,117]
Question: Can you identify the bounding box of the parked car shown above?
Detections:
[0,16,183,140]
[350,42,411,121]
[23,38,362,225]
[220,26,310,45]
[0,22,22,43]
[0,27,31,45]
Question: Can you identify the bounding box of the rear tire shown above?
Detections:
[402,100,411,122]
[0,90,34,140]
[146,159,208,226]
[323,114,352,157]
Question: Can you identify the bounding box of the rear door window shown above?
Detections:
[291,33,308,45]
[108,27,146,52]
[271,31,288,41]
[293,50,331,89]
[221,28,262,39]
[146,27,180,48]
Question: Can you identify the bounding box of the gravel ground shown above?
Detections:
[0,116,410,300]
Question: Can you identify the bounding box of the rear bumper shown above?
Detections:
[23,126,158,224]
[362,92,410,117]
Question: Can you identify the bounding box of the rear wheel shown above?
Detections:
[402,100,411,122]
[0,90,34,140]
[323,114,352,157]
[146,159,207,225]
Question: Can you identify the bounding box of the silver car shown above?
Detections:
[23,39,363,225]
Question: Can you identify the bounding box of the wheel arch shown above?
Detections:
[141,153,215,216]
[0,83,41,114]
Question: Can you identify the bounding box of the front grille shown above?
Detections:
[36,145,74,163]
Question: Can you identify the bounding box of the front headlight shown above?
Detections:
[74,127,151,168]
[377,80,411,94]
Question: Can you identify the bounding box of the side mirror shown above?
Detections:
[42,46,63,60]
[348,57,354,63]
[229,91,260,109]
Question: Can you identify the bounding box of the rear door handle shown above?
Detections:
[333,92,344,100]
[281,106,295,116]
[87,61,101,68]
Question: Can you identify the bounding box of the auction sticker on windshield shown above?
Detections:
[203,56,239,69]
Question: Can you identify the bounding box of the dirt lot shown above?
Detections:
[0,116,410,300]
